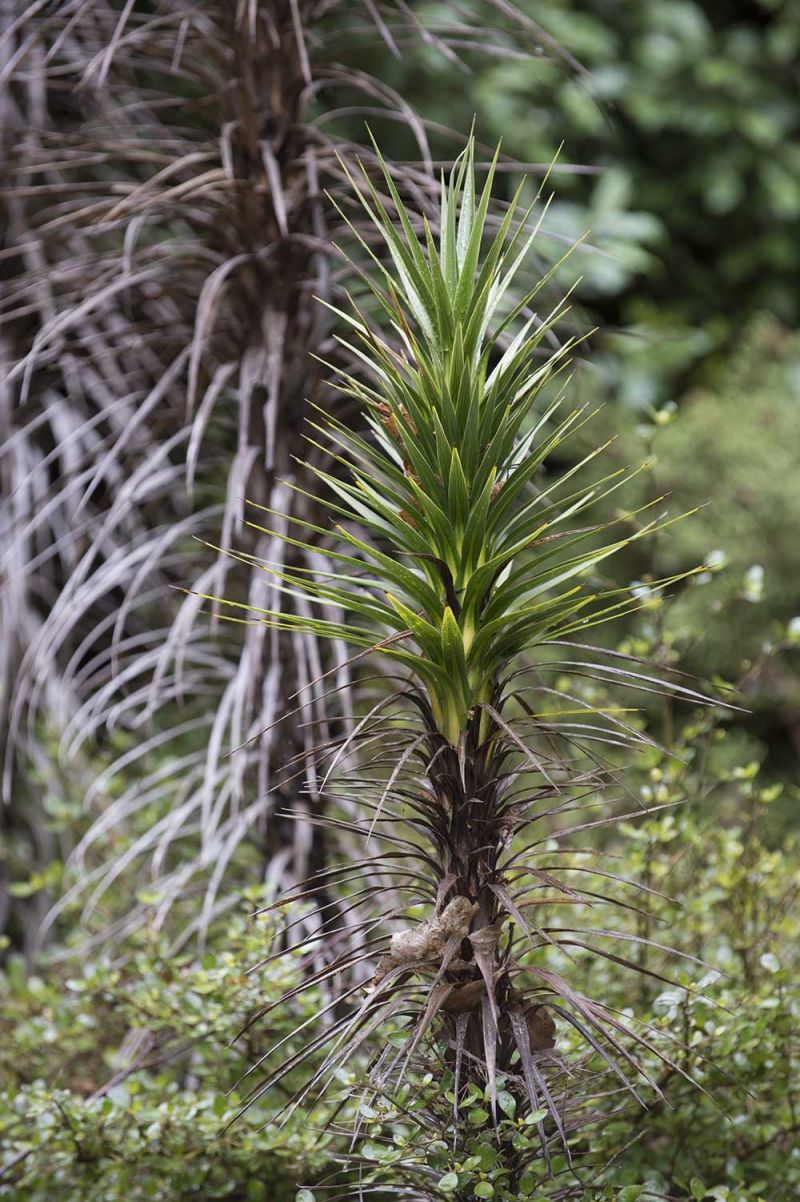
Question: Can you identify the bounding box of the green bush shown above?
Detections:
[594,317,800,703]
[576,701,800,1202]
[0,897,336,1201]
[647,317,800,657]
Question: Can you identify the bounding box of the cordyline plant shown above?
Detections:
[219,142,720,1192]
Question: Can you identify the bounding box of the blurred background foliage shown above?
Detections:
[367,0,800,403]
[2,0,799,1198]
[613,317,800,737]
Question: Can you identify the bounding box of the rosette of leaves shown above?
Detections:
[221,140,719,1186]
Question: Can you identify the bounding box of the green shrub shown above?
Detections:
[590,316,800,711]
[0,897,336,1201]
[575,683,800,1201]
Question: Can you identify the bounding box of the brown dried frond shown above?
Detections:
[1,0,581,957]
[372,895,478,985]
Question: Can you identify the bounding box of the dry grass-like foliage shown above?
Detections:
[0,1,581,953]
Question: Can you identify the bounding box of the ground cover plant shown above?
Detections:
[0,895,335,1201]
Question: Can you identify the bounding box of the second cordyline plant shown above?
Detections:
[220,140,718,1196]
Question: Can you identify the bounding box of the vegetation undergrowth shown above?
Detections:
[2,599,797,1200]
